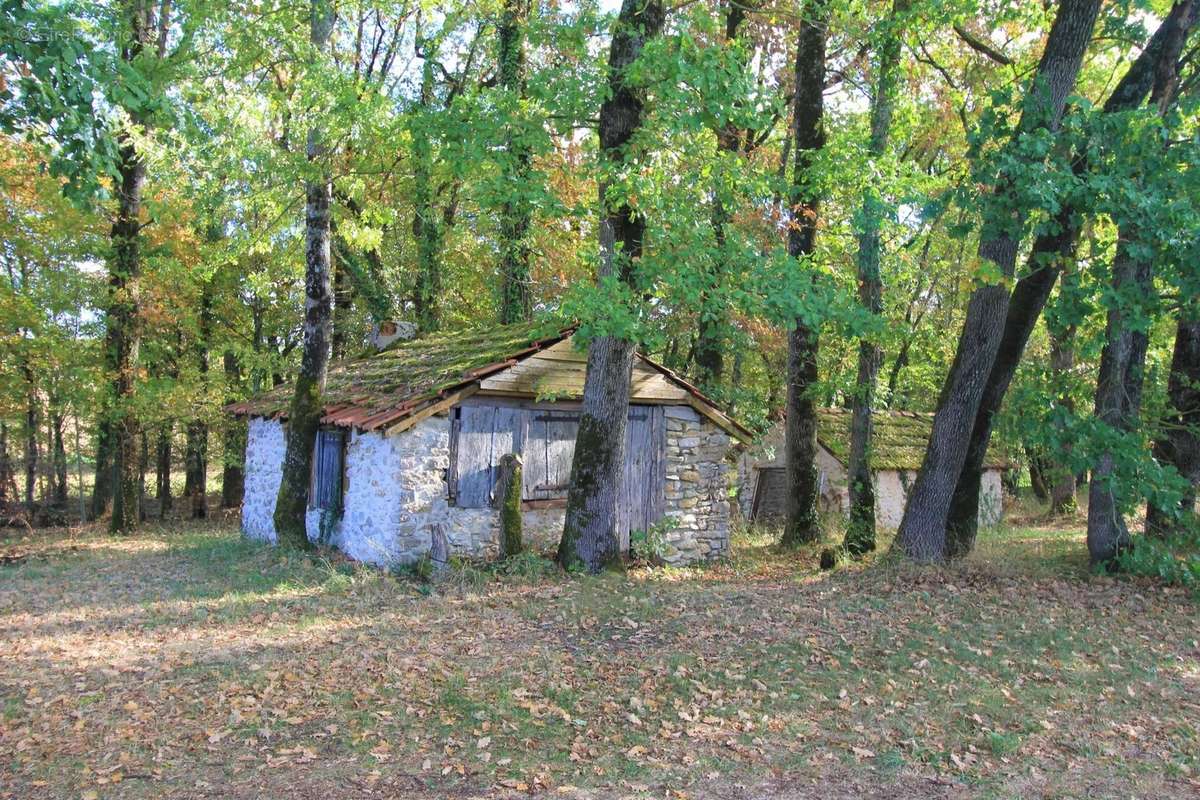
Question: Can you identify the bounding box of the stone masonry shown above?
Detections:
[241,408,733,567]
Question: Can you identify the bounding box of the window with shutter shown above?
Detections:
[447,402,665,525]
[311,429,346,514]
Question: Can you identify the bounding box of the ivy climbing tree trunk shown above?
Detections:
[941,0,1198,558]
[107,106,148,534]
[497,0,533,325]
[844,0,907,556]
[272,0,335,550]
[557,0,666,573]
[781,0,830,548]
[895,0,1102,562]
[1146,317,1200,537]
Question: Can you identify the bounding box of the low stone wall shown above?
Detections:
[240,409,733,567]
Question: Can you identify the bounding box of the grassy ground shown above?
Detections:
[1,507,1198,799]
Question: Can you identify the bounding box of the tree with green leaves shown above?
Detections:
[558,0,667,573]
[273,0,336,550]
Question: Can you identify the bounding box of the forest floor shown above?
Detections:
[2,504,1198,799]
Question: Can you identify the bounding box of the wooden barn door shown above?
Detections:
[617,405,666,552]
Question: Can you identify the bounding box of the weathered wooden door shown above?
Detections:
[617,405,666,551]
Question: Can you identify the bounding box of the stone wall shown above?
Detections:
[242,418,285,543]
[661,407,731,564]
[241,408,734,567]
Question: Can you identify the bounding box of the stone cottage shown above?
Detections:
[740,409,1006,529]
[228,322,751,566]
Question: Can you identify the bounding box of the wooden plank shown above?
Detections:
[544,412,577,495]
[383,384,480,436]
[455,404,496,507]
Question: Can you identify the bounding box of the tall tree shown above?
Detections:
[1087,16,1193,563]
[895,0,1103,561]
[272,0,336,549]
[941,0,1199,558]
[497,0,534,324]
[1146,317,1200,537]
[781,0,830,548]
[108,0,175,534]
[844,0,909,556]
[557,0,667,573]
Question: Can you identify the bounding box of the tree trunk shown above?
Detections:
[273,0,336,550]
[558,0,666,573]
[0,423,14,508]
[845,0,907,556]
[498,0,534,325]
[781,0,830,548]
[22,361,38,515]
[50,406,68,509]
[1026,445,1050,501]
[1087,5,1193,565]
[1146,318,1200,537]
[1047,324,1078,514]
[1087,243,1154,563]
[107,2,160,534]
[138,429,149,521]
[331,226,357,360]
[155,423,172,516]
[896,0,1103,562]
[184,421,208,519]
[412,54,443,334]
[90,420,114,519]
[222,351,246,508]
[942,0,1198,556]
[185,280,212,520]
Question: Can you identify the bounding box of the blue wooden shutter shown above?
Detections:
[312,429,345,512]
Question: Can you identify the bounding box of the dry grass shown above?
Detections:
[1,513,1197,799]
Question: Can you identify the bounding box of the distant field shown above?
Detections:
[1,511,1197,799]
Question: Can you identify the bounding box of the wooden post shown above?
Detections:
[493,453,523,559]
[429,522,449,576]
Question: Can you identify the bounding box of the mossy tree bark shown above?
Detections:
[941,0,1198,558]
[495,453,523,558]
[896,0,1102,562]
[558,0,666,573]
[781,0,830,548]
[845,0,907,557]
[497,0,534,325]
[273,0,335,550]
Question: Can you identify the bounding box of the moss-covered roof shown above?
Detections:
[227,320,753,441]
[814,408,1006,470]
[228,320,572,430]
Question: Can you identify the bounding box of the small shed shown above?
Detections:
[228,322,751,566]
[739,409,1005,529]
